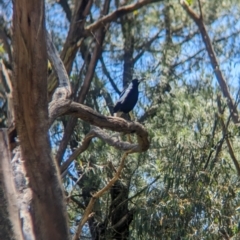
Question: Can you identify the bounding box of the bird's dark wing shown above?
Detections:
[113,102,121,113]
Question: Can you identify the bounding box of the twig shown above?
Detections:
[60,132,94,173]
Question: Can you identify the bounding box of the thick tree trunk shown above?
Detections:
[12,0,69,239]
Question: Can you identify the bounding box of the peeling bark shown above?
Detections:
[0,129,23,240]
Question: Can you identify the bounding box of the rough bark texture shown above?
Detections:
[0,129,23,240]
[11,148,35,240]
[12,0,69,239]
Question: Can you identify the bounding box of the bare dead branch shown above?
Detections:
[60,131,94,173]
[197,0,203,20]
[180,0,239,124]
[134,30,162,63]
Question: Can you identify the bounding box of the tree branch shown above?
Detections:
[48,0,93,95]
[57,0,72,22]
[60,126,144,173]
[84,0,163,37]
[46,32,72,100]
[133,30,161,63]
[180,0,239,124]
[49,99,150,152]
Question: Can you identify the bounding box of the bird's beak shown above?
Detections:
[139,78,145,83]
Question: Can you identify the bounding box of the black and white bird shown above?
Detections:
[113,79,142,117]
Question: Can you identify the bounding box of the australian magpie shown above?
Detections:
[113,79,142,117]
